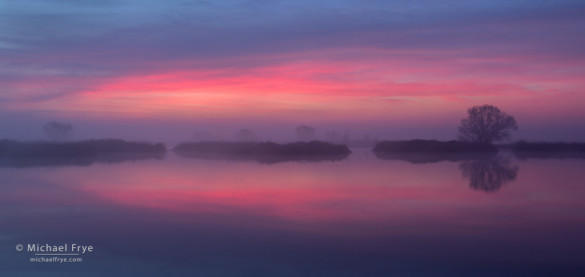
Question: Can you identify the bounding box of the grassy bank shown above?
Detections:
[373,140,497,153]
[512,141,585,152]
[174,141,350,155]
[374,152,497,164]
[0,139,166,158]
[512,141,585,160]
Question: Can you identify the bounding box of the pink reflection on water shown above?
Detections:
[3,153,585,270]
[10,153,574,238]
[66,158,470,224]
[4,152,585,236]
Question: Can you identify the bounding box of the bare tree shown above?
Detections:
[234,128,256,141]
[43,121,74,141]
[458,105,518,144]
[295,125,316,141]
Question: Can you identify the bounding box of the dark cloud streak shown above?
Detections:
[3,1,583,68]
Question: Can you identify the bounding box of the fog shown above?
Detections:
[1,112,584,146]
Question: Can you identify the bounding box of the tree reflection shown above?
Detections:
[459,158,518,192]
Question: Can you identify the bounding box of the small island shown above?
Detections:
[372,105,518,163]
[372,140,497,163]
[373,139,497,154]
[512,141,585,159]
[0,139,166,167]
[173,141,351,164]
[512,141,585,152]
[0,139,166,157]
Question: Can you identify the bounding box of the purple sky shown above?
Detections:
[1,0,585,143]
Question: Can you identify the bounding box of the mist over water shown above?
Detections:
[3,114,585,146]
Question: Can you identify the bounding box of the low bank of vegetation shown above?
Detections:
[173,141,351,156]
[373,140,497,153]
[0,139,166,158]
[512,141,585,160]
[512,141,585,152]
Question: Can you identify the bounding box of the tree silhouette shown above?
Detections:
[458,105,518,144]
[43,121,74,141]
[295,125,316,141]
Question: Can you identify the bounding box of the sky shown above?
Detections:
[1,0,584,142]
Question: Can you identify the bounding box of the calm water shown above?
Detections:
[1,149,585,276]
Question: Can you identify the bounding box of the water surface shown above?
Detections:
[1,149,584,276]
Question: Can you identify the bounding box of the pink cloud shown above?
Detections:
[1,46,583,132]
